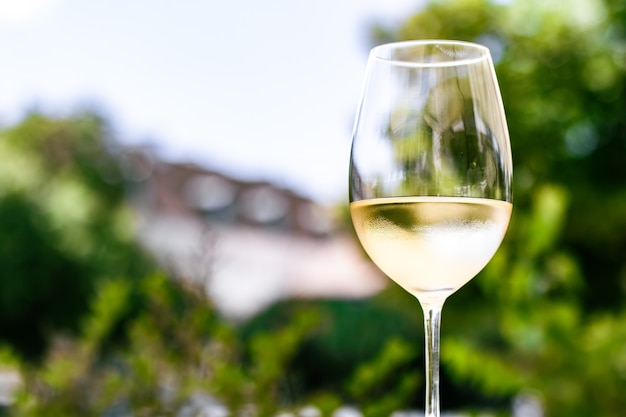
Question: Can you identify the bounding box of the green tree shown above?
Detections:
[0,111,154,360]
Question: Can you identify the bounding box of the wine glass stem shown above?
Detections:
[421,301,443,417]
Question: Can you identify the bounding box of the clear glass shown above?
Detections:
[348,40,513,416]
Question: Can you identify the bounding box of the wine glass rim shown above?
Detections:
[370,39,492,68]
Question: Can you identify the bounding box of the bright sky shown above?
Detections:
[0,0,422,203]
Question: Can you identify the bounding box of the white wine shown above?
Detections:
[350,196,512,299]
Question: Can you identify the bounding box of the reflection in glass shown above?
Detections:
[349,40,513,417]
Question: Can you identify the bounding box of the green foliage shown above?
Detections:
[0,192,92,359]
[7,274,321,417]
[0,111,154,360]
[347,338,420,417]
[242,294,423,406]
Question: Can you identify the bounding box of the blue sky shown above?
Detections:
[0,0,422,203]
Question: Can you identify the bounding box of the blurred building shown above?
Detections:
[124,149,385,320]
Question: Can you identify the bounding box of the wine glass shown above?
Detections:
[348,40,512,416]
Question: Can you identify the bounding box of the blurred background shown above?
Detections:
[1,0,626,416]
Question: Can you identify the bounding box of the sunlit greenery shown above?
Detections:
[0,111,154,361]
[7,275,323,417]
[1,0,626,415]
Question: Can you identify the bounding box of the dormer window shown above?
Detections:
[238,185,289,224]
[183,175,236,211]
